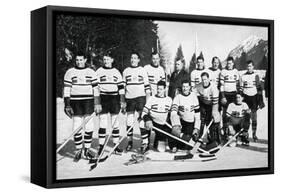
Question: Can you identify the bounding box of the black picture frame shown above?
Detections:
[31,5,274,188]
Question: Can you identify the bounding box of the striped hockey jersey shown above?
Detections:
[123,66,151,99]
[226,102,250,125]
[190,68,209,87]
[63,67,99,100]
[220,68,240,93]
[144,64,166,95]
[194,82,219,106]
[208,67,221,88]
[142,95,172,125]
[171,93,200,129]
[96,67,125,96]
[240,71,260,96]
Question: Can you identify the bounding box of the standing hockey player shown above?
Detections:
[208,56,221,88]
[226,93,251,146]
[144,52,166,96]
[194,72,221,148]
[96,52,126,155]
[141,81,172,153]
[190,56,209,88]
[240,60,262,141]
[220,56,240,139]
[168,58,189,98]
[63,51,101,162]
[123,52,151,152]
[170,80,201,153]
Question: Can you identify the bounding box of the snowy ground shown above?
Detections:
[56,97,268,180]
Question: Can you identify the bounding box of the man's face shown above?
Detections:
[103,56,114,68]
[75,56,87,68]
[197,59,204,70]
[157,85,165,97]
[175,60,183,71]
[247,63,254,73]
[226,60,234,70]
[152,54,160,67]
[212,58,220,70]
[202,75,210,87]
[131,54,140,67]
[182,83,191,95]
[236,94,243,104]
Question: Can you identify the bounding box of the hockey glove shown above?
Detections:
[171,125,182,137]
[120,94,126,114]
[221,97,227,106]
[64,97,73,118]
[192,128,200,142]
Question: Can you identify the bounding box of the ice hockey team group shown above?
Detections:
[63,50,265,162]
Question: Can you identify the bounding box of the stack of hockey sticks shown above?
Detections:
[89,116,139,171]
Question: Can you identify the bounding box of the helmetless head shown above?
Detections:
[212,56,220,70]
[197,56,205,70]
[151,52,160,67]
[246,60,254,73]
[175,59,183,72]
[226,56,234,70]
[75,52,87,68]
[156,80,166,97]
[201,72,210,87]
[130,52,140,67]
[181,80,191,96]
[103,54,114,68]
[236,93,243,105]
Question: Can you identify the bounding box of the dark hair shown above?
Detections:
[201,72,209,78]
[246,60,254,66]
[131,51,141,59]
[75,50,86,58]
[227,56,234,62]
[151,51,159,57]
[197,56,204,61]
[157,80,166,88]
[103,51,114,58]
[212,56,220,63]
[181,79,191,86]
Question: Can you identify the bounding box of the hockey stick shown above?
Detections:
[56,112,96,154]
[89,118,138,166]
[215,128,245,156]
[152,125,210,154]
[89,111,122,171]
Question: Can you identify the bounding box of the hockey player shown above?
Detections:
[144,52,166,96]
[141,80,172,153]
[170,80,201,153]
[168,58,189,98]
[190,56,209,88]
[96,52,126,155]
[226,93,251,146]
[240,60,262,141]
[220,56,240,139]
[123,52,151,152]
[194,72,221,147]
[208,56,221,88]
[63,51,101,162]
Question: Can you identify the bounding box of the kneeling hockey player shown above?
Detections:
[96,52,126,156]
[194,72,221,151]
[226,93,251,146]
[141,80,172,153]
[63,51,101,162]
[170,80,201,152]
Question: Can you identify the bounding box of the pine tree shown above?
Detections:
[189,53,197,74]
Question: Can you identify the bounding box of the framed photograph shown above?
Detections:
[31,5,274,188]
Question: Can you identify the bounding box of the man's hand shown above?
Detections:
[120,102,126,114]
[192,128,200,142]
[145,120,153,131]
[212,110,221,123]
[171,125,182,137]
[94,104,102,114]
[64,106,74,118]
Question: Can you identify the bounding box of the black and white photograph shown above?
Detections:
[53,9,272,181]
